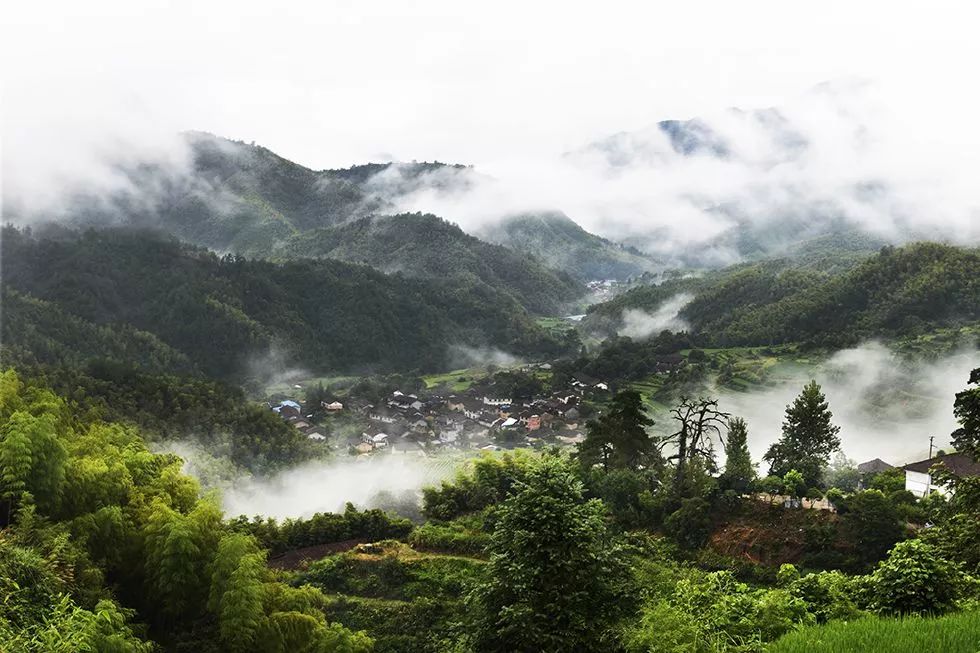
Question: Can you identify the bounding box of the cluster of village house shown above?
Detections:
[270,375,980,498]
[271,369,612,457]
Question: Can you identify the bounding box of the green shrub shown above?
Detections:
[870,539,967,615]
[407,522,489,555]
[665,497,713,550]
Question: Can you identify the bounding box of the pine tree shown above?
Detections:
[763,380,841,487]
[578,391,654,472]
[719,417,755,493]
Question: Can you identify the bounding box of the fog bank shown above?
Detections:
[618,293,693,339]
[220,456,454,520]
[717,342,977,468]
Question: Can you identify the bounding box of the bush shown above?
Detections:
[621,600,702,653]
[665,497,713,550]
[788,571,863,623]
[838,490,905,569]
[408,522,490,555]
[870,539,967,615]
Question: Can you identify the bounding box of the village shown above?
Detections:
[268,364,613,458]
[266,359,980,503]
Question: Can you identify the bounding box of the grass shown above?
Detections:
[767,611,980,653]
[421,368,476,392]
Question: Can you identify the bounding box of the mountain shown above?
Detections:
[568,104,931,267]
[278,212,582,315]
[584,242,980,347]
[0,226,577,380]
[8,133,585,311]
[476,212,659,281]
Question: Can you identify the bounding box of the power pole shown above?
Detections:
[928,435,935,459]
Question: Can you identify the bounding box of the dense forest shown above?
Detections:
[2,368,978,651]
[476,211,658,281]
[585,242,980,347]
[1,226,579,380]
[277,212,584,314]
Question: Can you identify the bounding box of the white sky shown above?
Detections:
[4,0,979,169]
[4,1,980,248]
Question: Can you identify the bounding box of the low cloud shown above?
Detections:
[219,456,453,520]
[378,81,980,263]
[447,344,521,369]
[618,293,693,339]
[717,342,977,469]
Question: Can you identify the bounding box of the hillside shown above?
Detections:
[0,226,575,380]
[584,242,980,347]
[476,211,659,281]
[279,213,584,314]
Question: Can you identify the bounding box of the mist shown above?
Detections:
[716,342,977,469]
[447,344,521,369]
[618,293,693,339]
[6,2,980,267]
[382,81,980,262]
[220,456,454,520]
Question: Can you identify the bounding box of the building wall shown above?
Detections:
[904,469,949,497]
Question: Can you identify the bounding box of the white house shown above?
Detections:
[483,396,512,407]
[902,453,980,497]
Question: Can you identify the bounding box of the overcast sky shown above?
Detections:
[4,1,979,166]
[4,1,980,244]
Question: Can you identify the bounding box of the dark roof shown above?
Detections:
[573,372,599,386]
[902,453,980,476]
[857,458,894,474]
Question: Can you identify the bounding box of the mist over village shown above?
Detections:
[1,2,979,652]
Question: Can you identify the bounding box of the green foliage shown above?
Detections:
[782,470,806,501]
[837,490,906,570]
[579,390,657,472]
[587,242,980,348]
[823,452,860,492]
[767,611,980,653]
[0,370,371,651]
[665,498,713,550]
[421,451,535,521]
[468,456,634,652]
[786,570,862,623]
[764,381,841,488]
[625,570,812,651]
[952,367,980,459]
[232,503,413,555]
[1,226,574,380]
[282,212,585,315]
[719,417,756,493]
[479,211,657,282]
[868,468,906,495]
[869,540,968,615]
[408,519,490,555]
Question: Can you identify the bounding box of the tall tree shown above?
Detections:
[718,417,755,493]
[468,457,632,652]
[662,397,730,493]
[578,390,655,472]
[763,380,841,488]
[951,367,980,460]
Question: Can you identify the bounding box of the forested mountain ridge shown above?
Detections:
[7,132,589,308]
[585,242,980,347]
[278,212,584,314]
[0,226,576,380]
[476,211,659,281]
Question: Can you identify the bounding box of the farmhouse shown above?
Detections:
[902,452,980,497]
